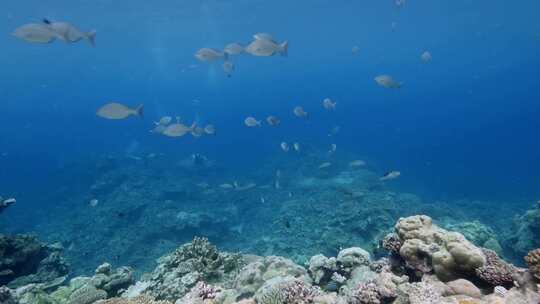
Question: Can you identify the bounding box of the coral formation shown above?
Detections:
[0,234,69,288]
[524,248,540,280]
[393,215,486,281]
[474,248,516,287]
[98,295,172,303]
[255,277,321,304]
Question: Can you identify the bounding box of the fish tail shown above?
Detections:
[87,30,96,47]
[279,41,288,57]
[135,104,144,118]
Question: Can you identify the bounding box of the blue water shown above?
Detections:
[1,0,540,270]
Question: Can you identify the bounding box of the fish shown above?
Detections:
[319,162,332,169]
[150,124,167,134]
[293,142,300,152]
[421,51,432,63]
[223,60,234,77]
[195,48,226,62]
[280,142,290,152]
[260,196,266,204]
[351,46,360,54]
[380,171,401,181]
[322,98,337,110]
[328,144,337,154]
[89,199,99,207]
[12,23,57,44]
[266,116,281,126]
[328,126,340,136]
[155,116,172,126]
[395,0,406,8]
[349,160,366,167]
[244,116,261,127]
[274,170,281,189]
[235,183,257,191]
[42,19,96,46]
[253,33,275,41]
[162,122,196,137]
[204,124,216,135]
[293,106,308,118]
[219,183,234,189]
[224,42,244,55]
[96,103,143,120]
[245,38,288,57]
[374,75,402,89]
[191,126,205,138]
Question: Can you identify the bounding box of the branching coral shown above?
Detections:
[347,281,381,304]
[525,248,540,280]
[98,295,172,304]
[255,277,320,304]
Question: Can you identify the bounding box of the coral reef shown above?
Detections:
[392,215,486,281]
[98,295,172,303]
[0,234,69,288]
[507,201,540,259]
[524,248,540,281]
[474,248,517,287]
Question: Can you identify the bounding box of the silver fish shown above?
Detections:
[12,23,57,44]
[43,19,96,46]
[293,106,308,118]
[375,75,402,89]
[421,51,432,63]
[162,122,195,137]
[380,171,401,181]
[96,103,143,120]
[195,48,226,62]
[253,33,275,41]
[245,39,288,57]
[224,42,244,55]
[244,116,261,127]
[322,98,337,110]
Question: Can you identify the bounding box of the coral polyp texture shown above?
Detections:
[525,248,540,280]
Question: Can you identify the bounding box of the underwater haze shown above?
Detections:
[2,0,540,274]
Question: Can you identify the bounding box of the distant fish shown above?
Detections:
[191,126,205,138]
[162,122,195,137]
[266,115,281,126]
[89,199,99,207]
[196,182,210,188]
[150,124,167,134]
[395,0,406,8]
[328,144,337,154]
[235,182,257,191]
[43,19,96,46]
[328,126,340,136]
[260,196,266,204]
[322,98,337,110]
[375,75,402,89]
[293,142,301,152]
[293,106,308,118]
[245,38,288,57]
[204,124,216,135]
[195,48,226,62]
[253,33,275,41]
[280,142,290,152]
[274,170,281,189]
[349,160,366,167]
[155,116,172,126]
[12,23,57,44]
[380,171,401,181]
[420,51,432,63]
[319,162,332,169]
[224,42,244,55]
[244,116,261,127]
[223,60,234,77]
[219,183,235,189]
[96,103,143,120]
[351,46,360,54]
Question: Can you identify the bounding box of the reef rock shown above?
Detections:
[475,248,517,287]
[394,215,486,281]
[0,234,69,288]
[525,248,540,281]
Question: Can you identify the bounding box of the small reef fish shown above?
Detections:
[328,144,337,154]
[195,48,226,62]
[224,42,244,55]
[89,199,99,207]
[223,60,234,77]
[280,142,290,152]
[244,116,261,127]
[322,98,337,110]
[380,171,401,181]
[421,51,432,63]
[245,38,288,57]
[375,75,402,89]
[351,46,360,54]
[293,142,300,152]
[191,126,205,138]
[42,19,96,46]
[96,103,143,120]
[162,122,195,137]
[293,106,308,118]
[204,124,216,135]
[319,162,332,169]
[253,33,275,41]
[266,115,281,126]
[349,160,366,167]
[12,23,57,44]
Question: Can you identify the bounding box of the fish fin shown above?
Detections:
[87,30,96,47]
[134,104,144,118]
[42,18,51,25]
[279,41,288,57]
